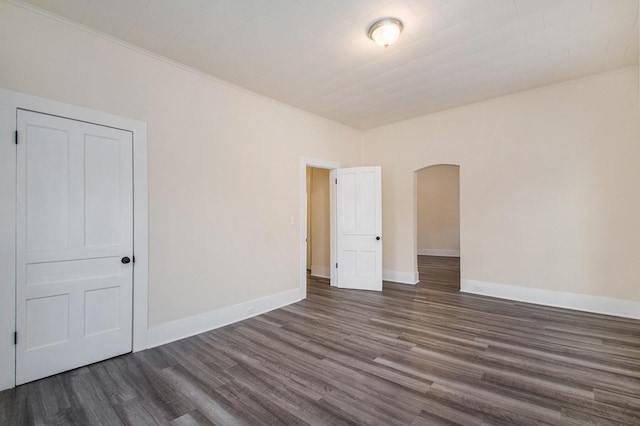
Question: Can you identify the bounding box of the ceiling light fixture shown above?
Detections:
[367,18,403,47]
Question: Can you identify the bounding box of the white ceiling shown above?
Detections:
[20,0,640,130]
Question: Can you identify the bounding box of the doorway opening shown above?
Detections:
[299,159,384,296]
[306,166,331,289]
[299,157,338,298]
[415,164,461,291]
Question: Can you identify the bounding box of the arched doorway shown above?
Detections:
[414,164,460,291]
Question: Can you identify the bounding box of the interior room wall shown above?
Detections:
[363,66,640,303]
[309,167,330,278]
[416,165,460,257]
[0,2,361,332]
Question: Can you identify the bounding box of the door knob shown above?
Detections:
[376,236,381,241]
[121,256,131,264]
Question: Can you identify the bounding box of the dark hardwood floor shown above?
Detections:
[2,255,640,425]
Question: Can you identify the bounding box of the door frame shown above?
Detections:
[0,88,149,390]
[299,157,339,298]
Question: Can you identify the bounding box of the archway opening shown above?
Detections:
[415,164,460,291]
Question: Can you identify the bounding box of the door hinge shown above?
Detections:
[132,255,136,263]
[15,130,18,145]
[13,332,17,345]
[336,263,338,268]
[335,178,337,184]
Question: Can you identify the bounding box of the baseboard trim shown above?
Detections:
[147,288,302,348]
[460,279,640,320]
[417,249,460,257]
[310,265,330,279]
[383,269,420,285]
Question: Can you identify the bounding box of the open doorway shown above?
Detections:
[415,165,461,291]
[299,158,383,297]
[299,157,338,298]
[306,166,331,285]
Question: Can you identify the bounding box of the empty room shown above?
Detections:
[1,0,639,425]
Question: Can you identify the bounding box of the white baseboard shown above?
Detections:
[147,288,302,348]
[383,269,420,285]
[417,248,460,257]
[310,265,330,279]
[461,279,640,320]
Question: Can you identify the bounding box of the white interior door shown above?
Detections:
[336,167,382,291]
[15,110,134,385]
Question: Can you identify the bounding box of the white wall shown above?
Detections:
[416,165,460,256]
[0,1,361,334]
[364,66,640,302]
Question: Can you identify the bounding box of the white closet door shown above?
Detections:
[16,110,134,385]
[336,167,382,291]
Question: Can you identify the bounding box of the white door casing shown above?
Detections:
[336,167,382,291]
[15,110,134,385]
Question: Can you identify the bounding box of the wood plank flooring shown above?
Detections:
[2,255,640,425]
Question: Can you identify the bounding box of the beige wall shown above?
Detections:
[309,168,330,276]
[0,2,361,327]
[417,165,460,255]
[364,66,640,301]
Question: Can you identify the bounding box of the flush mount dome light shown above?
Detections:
[367,18,403,47]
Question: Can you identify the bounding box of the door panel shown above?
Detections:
[25,294,69,350]
[16,110,134,385]
[25,125,71,251]
[336,167,382,291]
[85,135,123,247]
